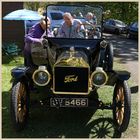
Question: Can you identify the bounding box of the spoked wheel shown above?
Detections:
[10,81,29,131]
[113,81,131,132]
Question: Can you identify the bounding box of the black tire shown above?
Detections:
[113,80,131,132]
[115,29,120,35]
[10,81,29,131]
[127,33,133,39]
[105,43,114,71]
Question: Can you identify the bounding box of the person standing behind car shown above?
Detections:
[47,17,54,37]
[24,17,53,66]
[58,12,84,38]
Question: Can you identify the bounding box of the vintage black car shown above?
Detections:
[10,4,131,134]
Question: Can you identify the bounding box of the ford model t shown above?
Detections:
[10,4,131,134]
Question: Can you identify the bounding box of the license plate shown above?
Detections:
[50,98,88,107]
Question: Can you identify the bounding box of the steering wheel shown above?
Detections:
[84,23,101,39]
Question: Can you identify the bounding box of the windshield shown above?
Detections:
[115,20,125,26]
[46,5,103,39]
[50,12,63,20]
[132,22,138,28]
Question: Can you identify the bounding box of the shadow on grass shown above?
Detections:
[103,33,138,64]
[2,91,121,138]
[86,118,122,138]
[2,54,23,65]
[130,85,138,94]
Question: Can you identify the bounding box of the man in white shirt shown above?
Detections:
[58,12,84,38]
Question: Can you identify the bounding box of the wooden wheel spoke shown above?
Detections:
[19,111,24,122]
[117,111,121,124]
[116,109,124,125]
[119,111,124,124]
[16,82,27,123]
[120,87,124,101]
[18,84,26,104]
[116,86,124,105]
[19,83,26,97]
[116,111,119,120]
[17,105,26,123]
[121,103,124,108]
[116,107,119,113]
[120,109,124,119]
[116,94,120,102]
[118,88,122,99]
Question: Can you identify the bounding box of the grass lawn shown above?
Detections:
[2,55,138,138]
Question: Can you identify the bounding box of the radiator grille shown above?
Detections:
[53,66,89,94]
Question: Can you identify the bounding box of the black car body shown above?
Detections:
[127,22,138,39]
[10,4,131,134]
[103,19,127,34]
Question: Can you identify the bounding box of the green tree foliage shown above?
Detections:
[100,2,138,24]
[24,2,138,24]
[24,2,47,11]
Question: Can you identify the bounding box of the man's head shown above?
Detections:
[40,17,46,30]
[46,17,51,28]
[86,12,93,20]
[63,12,73,27]
[40,17,51,30]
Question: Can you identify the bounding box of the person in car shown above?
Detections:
[58,12,84,38]
[92,12,97,25]
[24,17,53,66]
[84,12,97,26]
[83,12,100,39]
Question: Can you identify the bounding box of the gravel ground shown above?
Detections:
[103,33,138,85]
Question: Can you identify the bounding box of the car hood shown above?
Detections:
[129,26,138,32]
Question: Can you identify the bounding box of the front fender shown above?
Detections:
[115,70,131,80]
[11,67,29,82]
[107,70,131,86]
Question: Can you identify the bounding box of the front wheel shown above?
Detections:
[113,81,131,132]
[115,29,120,35]
[10,81,29,131]
[127,33,133,39]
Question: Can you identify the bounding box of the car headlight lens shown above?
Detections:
[91,67,108,87]
[32,66,51,86]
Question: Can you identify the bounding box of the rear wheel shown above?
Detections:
[10,81,29,131]
[113,81,131,132]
